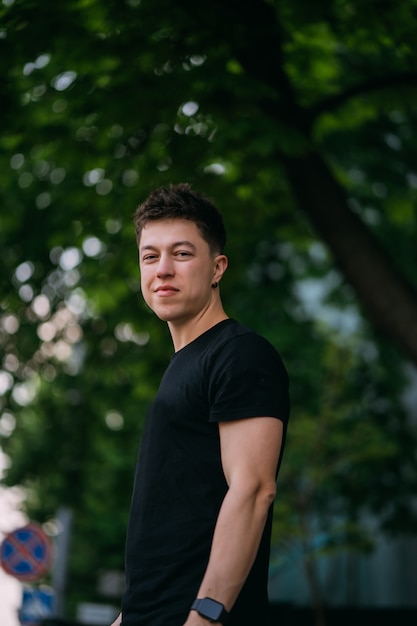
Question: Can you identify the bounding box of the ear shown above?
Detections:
[213,254,228,284]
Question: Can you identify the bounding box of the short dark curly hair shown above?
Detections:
[133,183,227,254]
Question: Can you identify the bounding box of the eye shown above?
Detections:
[142,254,158,263]
[175,251,192,258]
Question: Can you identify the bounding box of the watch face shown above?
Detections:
[199,598,223,621]
[191,597,228,624]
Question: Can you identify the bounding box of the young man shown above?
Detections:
[112,183,290,626]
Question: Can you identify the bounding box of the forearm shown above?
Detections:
[184,483,275,624]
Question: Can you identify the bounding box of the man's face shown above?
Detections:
[139,218,224,325]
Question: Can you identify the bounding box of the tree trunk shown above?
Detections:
[283,150,417,366]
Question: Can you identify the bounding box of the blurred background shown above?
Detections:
[1,1,417,625]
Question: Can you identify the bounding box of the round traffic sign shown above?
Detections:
[0,522,53,582]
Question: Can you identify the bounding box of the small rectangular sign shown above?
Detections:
[19,586,54,626]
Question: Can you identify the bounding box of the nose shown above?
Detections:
[156,253,174,278]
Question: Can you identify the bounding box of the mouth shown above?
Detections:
[154,285,179,295]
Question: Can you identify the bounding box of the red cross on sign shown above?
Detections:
[0,522,53,582]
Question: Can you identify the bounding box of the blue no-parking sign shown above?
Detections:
[0,522,53,582]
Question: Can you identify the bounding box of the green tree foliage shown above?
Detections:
[1,0,417,615]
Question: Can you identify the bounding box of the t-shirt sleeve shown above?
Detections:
[208,333,290,424]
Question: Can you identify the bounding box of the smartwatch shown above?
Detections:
[191,597,229,624]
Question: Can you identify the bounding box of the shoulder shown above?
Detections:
[208,319,286,371]
[203,320,289,398]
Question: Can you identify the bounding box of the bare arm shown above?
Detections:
[183,416,284,626]
[110,613,122,626]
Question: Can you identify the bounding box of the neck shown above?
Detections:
[168,304,228,352]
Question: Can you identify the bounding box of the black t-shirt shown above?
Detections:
[121,319,290,626]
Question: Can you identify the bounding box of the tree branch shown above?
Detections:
[310,71,417,119]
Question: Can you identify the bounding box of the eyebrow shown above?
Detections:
[140,240,197,252]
